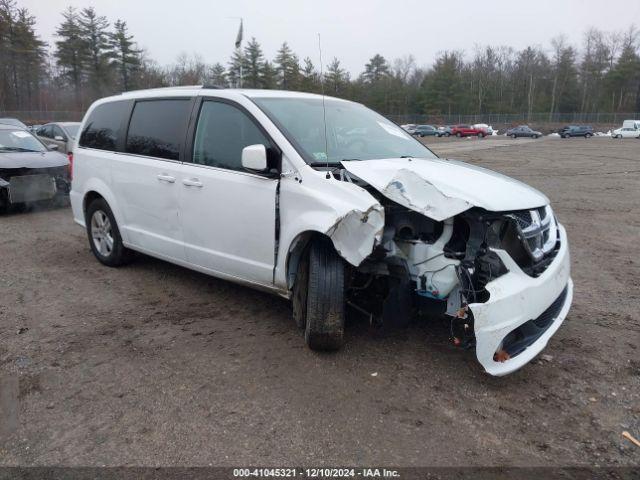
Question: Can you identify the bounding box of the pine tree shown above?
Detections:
[227,49,244,87]
[300,57,319,93]
[208,62,227,87]
[54,7,85,106]
[274,41,300,90]
[78,7,112,97]
[325,57,347,95]
[243,37,265,88]
[0,0,46,109]
[110,19,141,91]
[362,54,390,83]
[260,60,277,89]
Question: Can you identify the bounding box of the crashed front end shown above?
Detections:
[0,166,70,209]
[332,159,572,376]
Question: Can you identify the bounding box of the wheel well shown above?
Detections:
[286,231,333,291]
[83,191,104,219]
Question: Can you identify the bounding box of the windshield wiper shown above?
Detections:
[308,161,344,167]
[0,147,42,153]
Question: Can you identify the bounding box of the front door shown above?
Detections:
[179,99,278,286]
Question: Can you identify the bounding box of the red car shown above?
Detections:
[451,124,487,138]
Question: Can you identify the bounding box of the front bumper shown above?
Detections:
[469,224,572,376]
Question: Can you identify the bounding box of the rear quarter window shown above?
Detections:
[79,101,130,151]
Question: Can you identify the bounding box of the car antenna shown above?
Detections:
[318,33,330,177]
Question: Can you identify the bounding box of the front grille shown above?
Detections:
[503,206,559,277]
[501,285,569,358]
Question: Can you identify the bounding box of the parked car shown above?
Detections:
[437,125,453,137]
[472,123,495,135]
[401,124,418,135]
[413,125,438,137]
[611,127,640,139]
[622,119,640,130]
[36,122,81,154]
[506,125,542,139]
[71,87,572,376]
[559,125,593,138]
[451,124,487,137]
[0,124,70,212]
[0,117,28,129]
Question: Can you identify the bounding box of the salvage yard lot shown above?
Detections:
[1,137,638,466]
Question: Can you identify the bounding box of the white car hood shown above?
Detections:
[341,157,549,221]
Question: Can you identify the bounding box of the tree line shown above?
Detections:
[1,0,639,118]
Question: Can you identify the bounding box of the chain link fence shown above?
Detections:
[0,111,84,124]
[387,112,640,128]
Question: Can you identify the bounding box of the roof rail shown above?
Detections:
[201,84,225,89]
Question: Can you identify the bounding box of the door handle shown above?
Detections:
[157,174,176,183]
[182,178,203,188]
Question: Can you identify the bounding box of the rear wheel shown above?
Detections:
[511,134,517,139]
[585,133,592,138]
[86,198,133,267]
[478,132,484,138]
[293,239,345,351]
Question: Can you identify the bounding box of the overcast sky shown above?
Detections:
[20,0,640,74]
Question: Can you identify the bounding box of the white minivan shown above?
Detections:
[70,86,572,376]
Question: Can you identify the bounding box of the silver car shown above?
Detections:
[36,122,81,154]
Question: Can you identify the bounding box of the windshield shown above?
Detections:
[252,97,437,164]
[0,129,46,153]
[64,124,80,138]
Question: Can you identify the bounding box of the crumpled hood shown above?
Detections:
[341,157,549,221]
[0,151,69,169]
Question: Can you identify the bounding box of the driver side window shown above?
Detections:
[192,101,270,172]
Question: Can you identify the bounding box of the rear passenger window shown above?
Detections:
[80,101,129,151]
[192,101,270,171]
[126,100,191,160]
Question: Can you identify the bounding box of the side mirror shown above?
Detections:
[47,144,59,151]
[54,135,65,141]
[241,144,268,172]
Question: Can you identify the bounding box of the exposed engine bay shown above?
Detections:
[327,164,562,362]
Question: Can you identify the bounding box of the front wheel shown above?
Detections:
[456,132,462,138]
[478,132,484,138]
[292,239,345,351]
[86,198,133,267]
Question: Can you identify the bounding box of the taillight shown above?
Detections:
[67,152,73,181]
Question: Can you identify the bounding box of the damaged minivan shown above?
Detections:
[71,87,572,376]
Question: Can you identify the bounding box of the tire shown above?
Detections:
[293,238,345,351]
[456,132,462,138]
[585,133,592,138]
[478,132,484,138]
[445,132,450,137]
[562,134,569,139]
[511,134,517,139]
[85,197,133,267]
[533,134,538,139]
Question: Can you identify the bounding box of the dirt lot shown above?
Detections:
[1,136,638,467]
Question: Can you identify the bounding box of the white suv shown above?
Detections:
[70,87,572,376]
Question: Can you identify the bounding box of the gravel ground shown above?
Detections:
[0,136,638,467]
